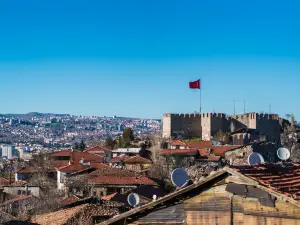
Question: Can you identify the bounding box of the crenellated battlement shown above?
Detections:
[164,113,229,119]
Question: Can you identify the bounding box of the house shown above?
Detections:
[32,203,118,225]
[124,155,152,172]
[15,166,39,181]
[86,168,157,197]
[167,140,212,150]
[108,155,129,168]
[231,128,266,145]
[56,151,106,190]
[3,184,40,197]
[0,195,39,218]
[112,148,141,158]
[98,163,300,225]
[84,146,112,162]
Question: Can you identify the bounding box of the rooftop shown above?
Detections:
[124,155,152,165]
[84,146,112,153]
[88,176,157,186]
[231,163,300,201]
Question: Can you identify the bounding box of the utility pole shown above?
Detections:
[233,101,236,115]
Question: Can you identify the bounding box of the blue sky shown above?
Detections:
[0,0,299,119]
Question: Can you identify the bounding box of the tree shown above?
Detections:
[79,140,86,151]
[104,137,117,150]
[122,127,134,145]
[73,142,79,150]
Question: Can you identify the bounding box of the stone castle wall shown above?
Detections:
[163,112,281,141]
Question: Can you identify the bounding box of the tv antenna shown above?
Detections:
[127,193,140,207]
[277,148,290,161]
[248,152,265,165]
[171,168,189,188]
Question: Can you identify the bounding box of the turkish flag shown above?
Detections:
[189,79,200,89]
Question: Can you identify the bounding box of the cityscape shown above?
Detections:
[1,1,300,225]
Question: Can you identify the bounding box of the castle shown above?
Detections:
[162,112,281,143]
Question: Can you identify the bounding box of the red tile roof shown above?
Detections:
[57,163,85,172]
[232,163,300,201]
[160,149,199,156]
[124,155,152,165]
[88,176,157,186]
[109,155,129,163]
[0,177,10,187]
[211,145,243,157]
[88,168,137,177]
[91,163,110,169]
[84,146,111,153]
[52,150,71,157]
[54,160,70,168]
[101,192,118,201]
[169,140,186,146]
[16,166,39,174]
[185,141,212,149]
[58,195,81,206]
[1,195,36,206]
[71,151,104,163]
[198,148,212,156]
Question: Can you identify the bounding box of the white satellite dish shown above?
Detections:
[127,193,140,207]
[171,168,189,188]
[248,152,264,165]
[277,148,290,160]
[153,194,157,201]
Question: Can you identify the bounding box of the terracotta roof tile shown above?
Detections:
[124,155,152,165]
[101,192,118,201]
[169,140,186,146]
[88,168,137,177]
[84,146,111,153]
[212,145,243,157]
[232,163,300,202]
[0,195,36,206]
[160,149,199,156]
[109,155,129,163]
[57,163,85,172]
[185,141,212,149]
[0,177,10,187]
[52,150,71,157]
[88,176,157,186]
[58,195,81,206]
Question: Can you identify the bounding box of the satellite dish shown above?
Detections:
[248,152,264,165]
[153,195,157,201]
[277,148,290,160]
[127,193,140,207]
[171,168,189,188]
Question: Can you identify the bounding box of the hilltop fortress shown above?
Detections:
[163,112,282,143]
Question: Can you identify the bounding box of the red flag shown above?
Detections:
[189,79,200,89]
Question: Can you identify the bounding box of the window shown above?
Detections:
[18,190,22,195]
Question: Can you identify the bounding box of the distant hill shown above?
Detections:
[0,112,70,118]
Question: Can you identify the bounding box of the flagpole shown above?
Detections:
[200,79,202,114]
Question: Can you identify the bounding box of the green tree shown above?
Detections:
[118,136,124,148]
[74,142,79,150]
[79,140,86,151]
[105,136,117,150]
[122,127,134,146]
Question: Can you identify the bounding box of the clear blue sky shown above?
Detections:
[0,0,299,119]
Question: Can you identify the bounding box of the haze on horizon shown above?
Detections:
[0,0,299,120]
